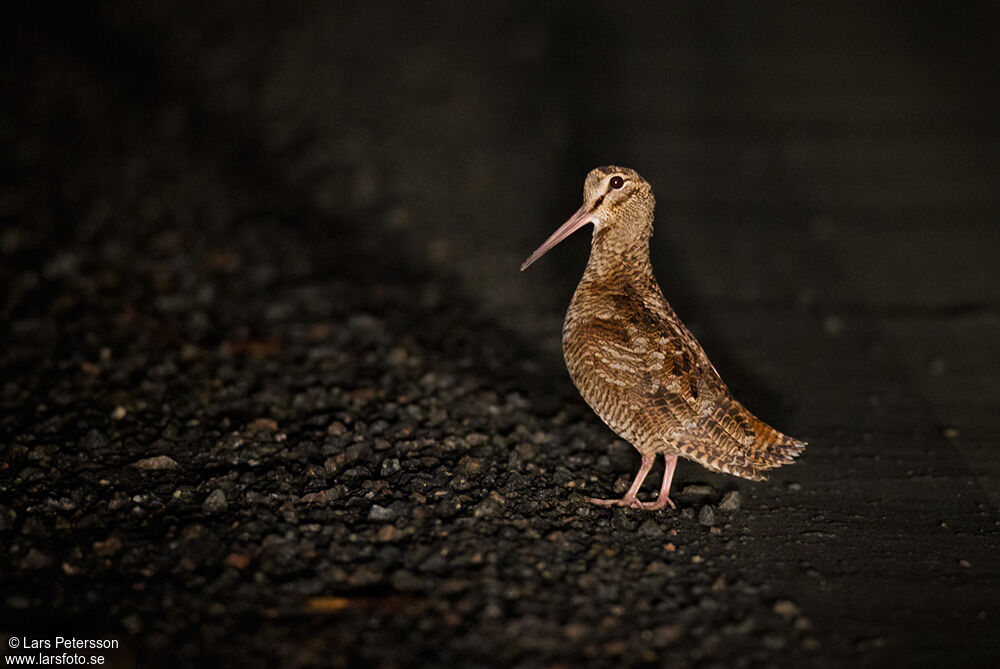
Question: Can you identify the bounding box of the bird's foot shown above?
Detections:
[590,496,640,509]
[590,495,674,511]
[636,496,675,511]
[590,495,675,512]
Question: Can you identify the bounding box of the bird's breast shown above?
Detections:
[560,272,716,449]
[561,285,652,440]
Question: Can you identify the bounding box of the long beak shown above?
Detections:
[520,205,593,271]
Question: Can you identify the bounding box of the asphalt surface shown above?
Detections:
[2,2,999,667]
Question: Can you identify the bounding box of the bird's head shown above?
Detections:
[520,165,655,271]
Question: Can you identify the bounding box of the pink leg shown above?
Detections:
[591,453,656,509]
[637,454,677,511]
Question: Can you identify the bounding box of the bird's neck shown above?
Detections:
[583,225,654,284]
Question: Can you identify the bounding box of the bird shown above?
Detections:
[520,166,805,511]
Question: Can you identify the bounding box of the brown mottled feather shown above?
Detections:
[560,166,804,481]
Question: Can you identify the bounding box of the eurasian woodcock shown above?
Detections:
[521,166,805,510]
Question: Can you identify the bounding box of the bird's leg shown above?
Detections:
[591,453,656,509]
[637,454,677,511]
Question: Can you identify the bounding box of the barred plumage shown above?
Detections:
[522,166,805,511]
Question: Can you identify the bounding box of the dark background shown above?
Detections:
[2,1,998,667]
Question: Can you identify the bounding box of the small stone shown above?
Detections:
[613,474,630,494]
[644,561,670,575]
[473,493,504,518]
[697,505,716,526]
[368,504,395,521]
[345,443,372,464]
[108,493,129,511]
[202,489,227,514]
[22,548,52,569]
[762,633,787,650]
[247,418,278,433]
[450,475,474,491]
[347,565,381,587]
[603,640,628,656]
[772,599,799,618]
[563,623,589,642]
[387,347,409,366]
[418,551,448,572]
[514,442,536,460]
[121,614,142,635]
[93,536,122,557]
[436,576,470,596]
[719,490,742,511]
[612,509,638,531]
[639,519,664,538]
[681,484,716,498]
[391,570,423,592]
[380,458,401,477]
[786,482,802,492]
[223,553,251,570]
[0,505,15,531]
[133,455,179,471]
[376,525,405,542]
[300,489,334,504]
[80,429,108,452]
[456,455,483,476]
[111,406,127,420]
[652,624,682,647]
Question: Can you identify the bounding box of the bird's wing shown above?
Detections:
[615,284,804,480]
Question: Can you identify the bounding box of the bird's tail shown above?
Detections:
[684,398,806,481]
[741,425,807,480]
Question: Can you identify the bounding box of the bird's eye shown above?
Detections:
[609,176,625,189]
